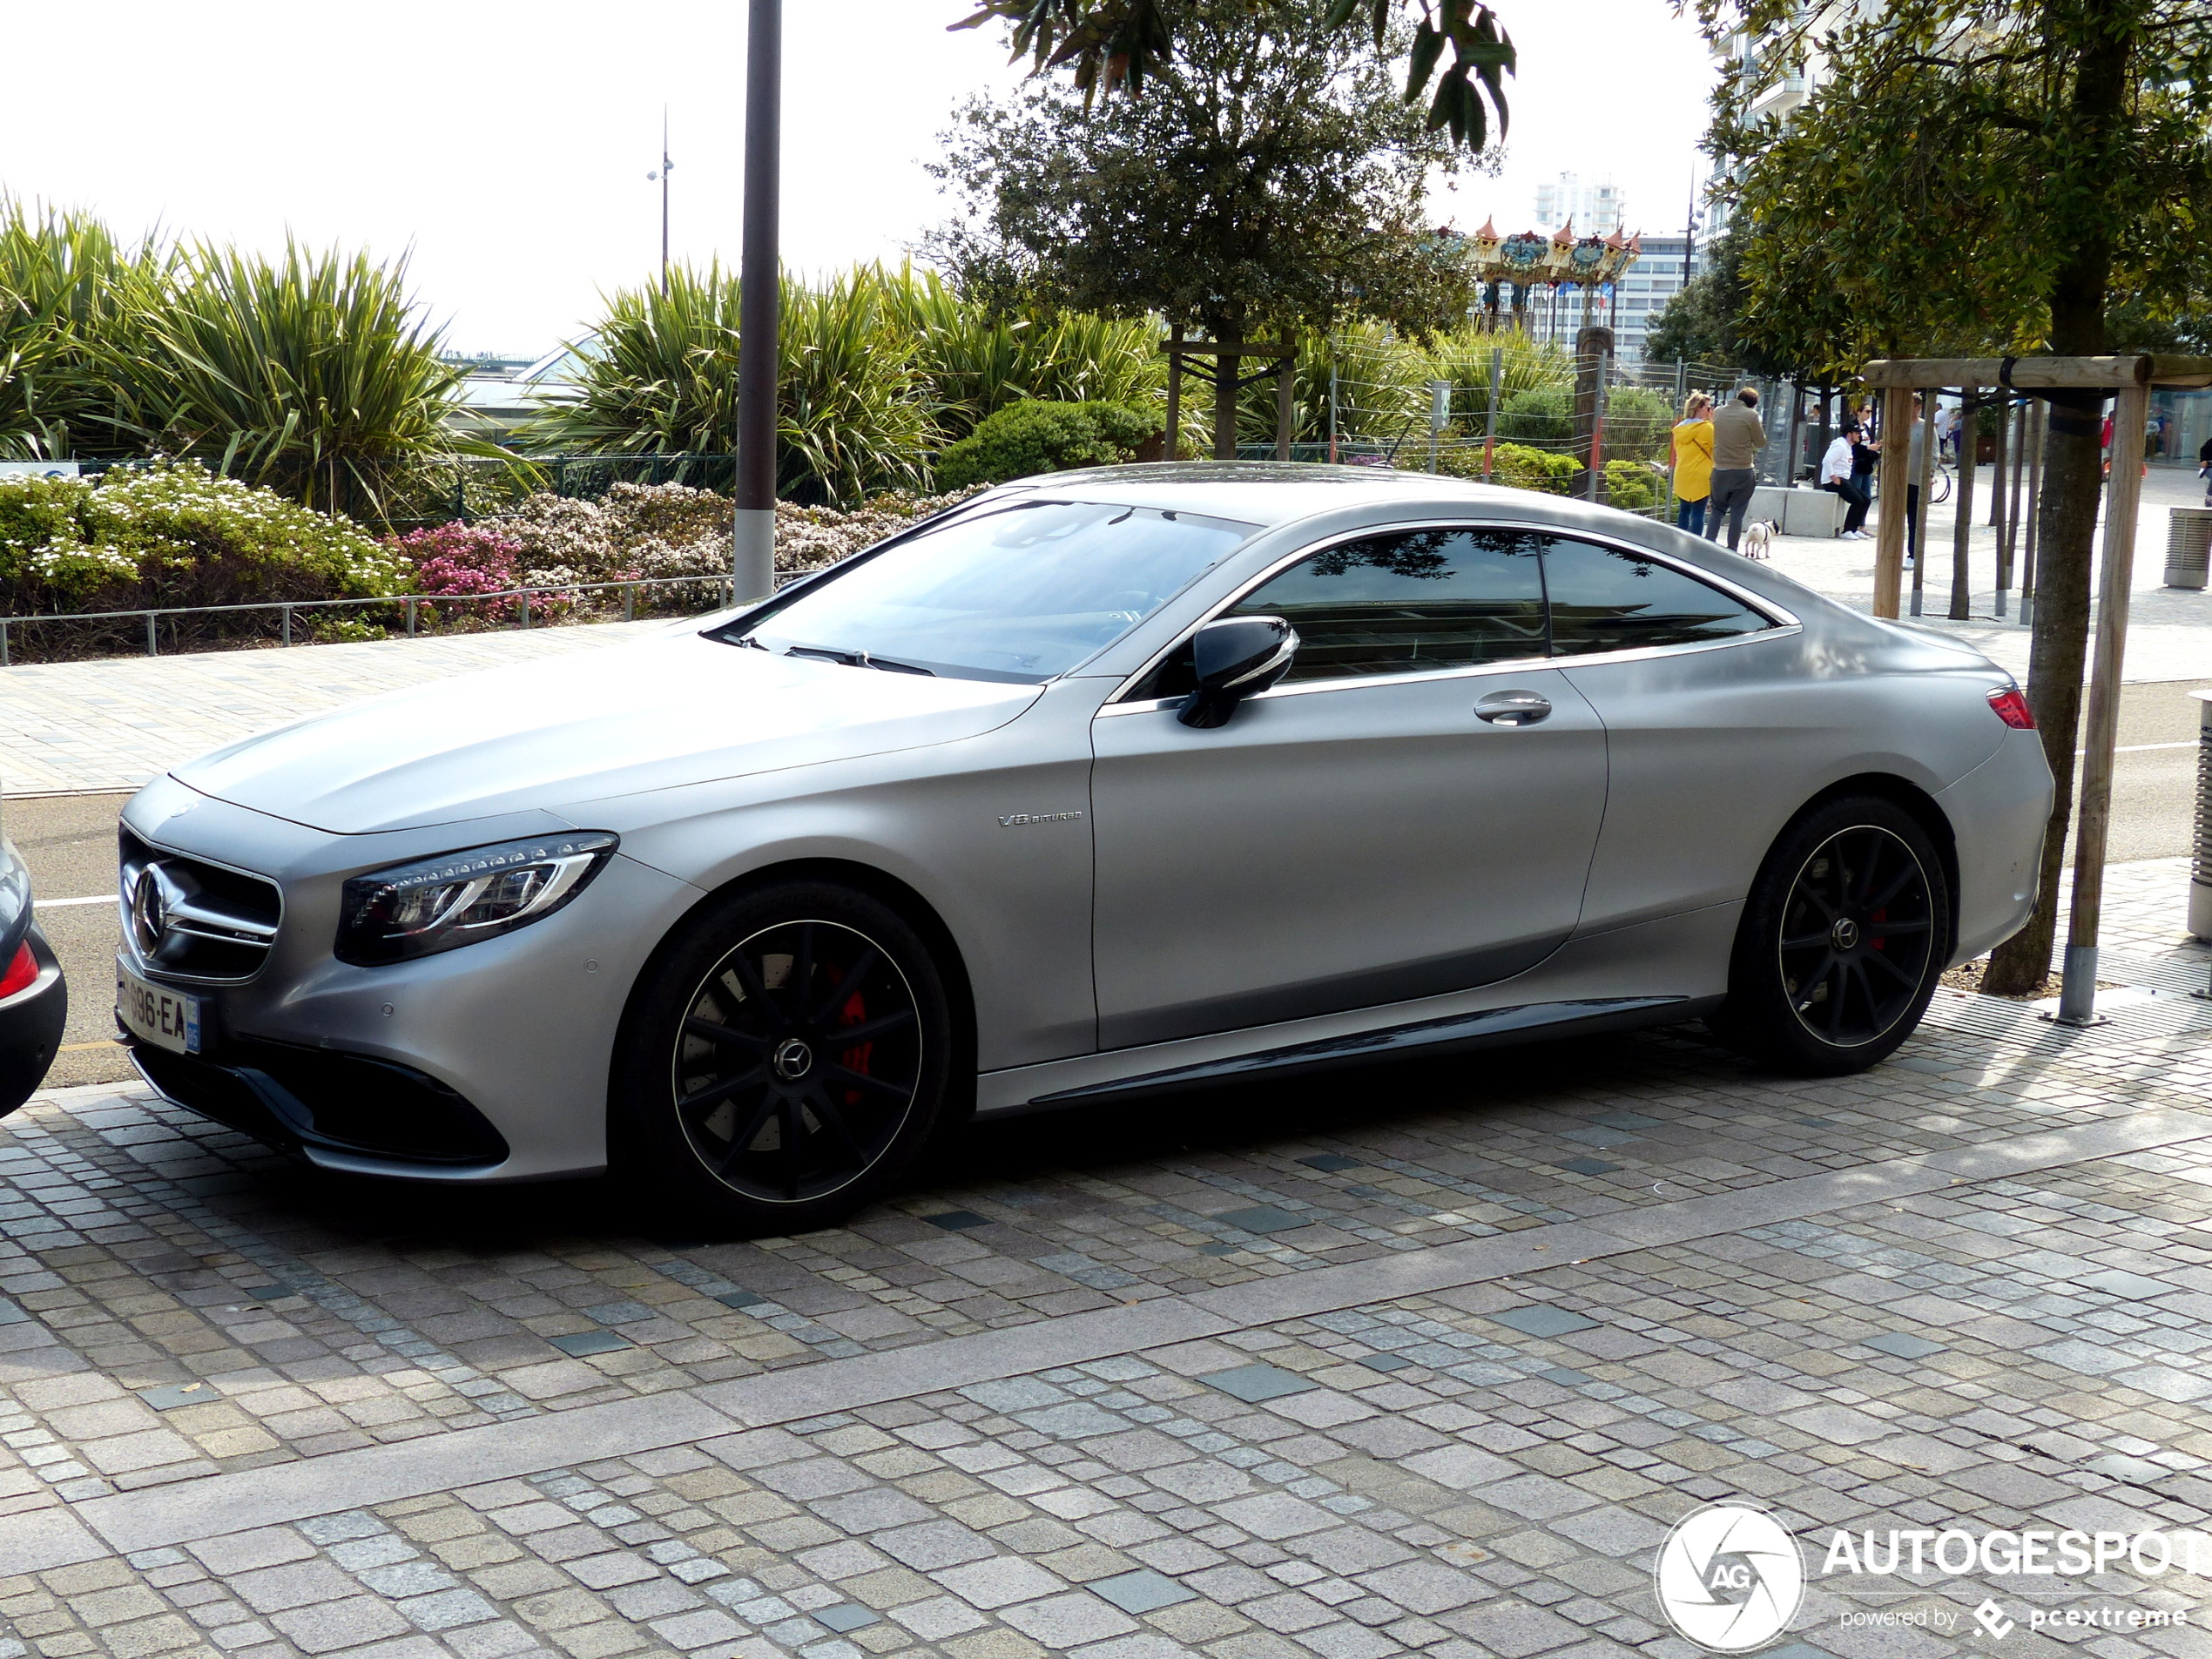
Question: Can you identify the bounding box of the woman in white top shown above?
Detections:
[1821,428,1871,539]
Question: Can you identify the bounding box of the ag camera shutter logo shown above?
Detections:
[1655,1504,1806,1652]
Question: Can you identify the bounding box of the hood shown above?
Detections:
[176,631,1043,834]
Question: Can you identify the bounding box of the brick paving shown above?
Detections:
[3,869,2211,1659]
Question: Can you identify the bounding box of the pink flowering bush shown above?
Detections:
[383,523,568,624]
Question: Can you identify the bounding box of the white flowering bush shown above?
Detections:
[0,462,405,659]
[0,463,403,610]
[496,482,987,598]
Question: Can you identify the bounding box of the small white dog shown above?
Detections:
[1738,518,1779,560]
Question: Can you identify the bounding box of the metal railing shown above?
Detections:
[0,571,801,667]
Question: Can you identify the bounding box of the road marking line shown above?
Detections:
[38,894,117,907]
[57,1041,119,1053]
[2074,740,2197,755]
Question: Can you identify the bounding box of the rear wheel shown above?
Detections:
[613,880,953,1234]
[1710,796,1951,1075]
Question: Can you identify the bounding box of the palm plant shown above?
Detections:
[525,263,931,505]
[133,242,474,521]
[0,201,169,460]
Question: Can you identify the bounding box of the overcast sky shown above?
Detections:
[0,1,1717,356]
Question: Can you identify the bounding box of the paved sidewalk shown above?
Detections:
[0,622,676,795]
[1,867,2208,1659]
[1757,466,2212,686]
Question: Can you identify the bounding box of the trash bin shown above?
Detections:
[2168,507,2212,590]
[2195,690,2212,942]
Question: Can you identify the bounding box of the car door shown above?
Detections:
[1089,525,1610,1051]
[1534,533,1798,934]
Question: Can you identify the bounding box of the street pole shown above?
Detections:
[732,0,781,602]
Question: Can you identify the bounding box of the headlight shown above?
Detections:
[336,833,618,966]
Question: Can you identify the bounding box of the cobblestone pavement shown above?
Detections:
[3,870,2210,1659]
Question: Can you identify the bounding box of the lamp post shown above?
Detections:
[732,0,781,601]
[646,108,672,295]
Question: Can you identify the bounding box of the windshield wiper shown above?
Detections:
[779,642,936,677]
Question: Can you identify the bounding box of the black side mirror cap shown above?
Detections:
[1177,615,1299,728]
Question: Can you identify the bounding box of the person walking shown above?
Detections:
[1902,394,1925,568]
[1669,392,1715,536]
[1703,386,1766,551]
[2198,430,2212,505]
[1821,426,1871,538]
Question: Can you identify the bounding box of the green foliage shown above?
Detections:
[1696,0,2212,372]
[0,201,170,461]
[935,400,1154,489]
[521,263,931,506]
[927,0,1470,354]
[1641,233,1768,372]
[134,242,478,522]
[1496,385,1569,445]
[951,0,1515,153]
[1602,458,1662,510]
[885,269,1164,442]
[1600,386,1677,464]
[0,462,403,621]
[1435,440,1579,493]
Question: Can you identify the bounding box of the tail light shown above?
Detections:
[0,942,36,999]
[1987,687,2035,730]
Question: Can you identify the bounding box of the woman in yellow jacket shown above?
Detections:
[1669,393,1715,536]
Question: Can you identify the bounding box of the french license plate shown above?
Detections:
[117,961,203,1055]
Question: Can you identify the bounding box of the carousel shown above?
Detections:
[1463,218,1642,340]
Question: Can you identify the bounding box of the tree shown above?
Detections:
[953,0,1514,151]
[1642,231,1758,371]
[926,0,1473,455]
[1695,0,2212,995]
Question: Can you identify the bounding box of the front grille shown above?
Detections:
[119,828,282,982]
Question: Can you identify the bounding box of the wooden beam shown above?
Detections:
[1871,385,1912,618]
[1858,355,2149,390]
[1159,341,1298,359]
[2147,355,2212,388]
[2056,377,2154,1023]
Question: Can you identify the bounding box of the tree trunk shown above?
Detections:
[1213,328,1242,461]
[1979,20,2129,998]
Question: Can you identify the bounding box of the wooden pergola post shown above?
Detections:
[2056,376,2154,1024]
[1164,325,1184,463]
[1276,341,1296,462]
[2020,398,2045,627]
[1871,385,1912,618]
[1912,392,1937,616]
[1949,382,1978,621]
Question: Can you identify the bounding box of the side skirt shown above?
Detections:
[1023,995,1703,1109]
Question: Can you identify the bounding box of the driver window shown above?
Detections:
[1224,527,1548,683]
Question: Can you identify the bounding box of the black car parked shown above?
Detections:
[1,829,67,1114]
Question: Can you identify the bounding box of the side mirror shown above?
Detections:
[1177,615,1298,729]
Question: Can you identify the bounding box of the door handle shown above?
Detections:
[1475,689,1553,726]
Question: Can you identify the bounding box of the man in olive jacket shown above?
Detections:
[1704,387,1766,551]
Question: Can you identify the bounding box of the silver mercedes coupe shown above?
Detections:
[112,465,2054,1231]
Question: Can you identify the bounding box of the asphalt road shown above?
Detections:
[7,678,2207,1092]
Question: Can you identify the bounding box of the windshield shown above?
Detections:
[724,499,1254,683]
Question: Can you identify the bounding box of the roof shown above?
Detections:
[995,461,1524,529]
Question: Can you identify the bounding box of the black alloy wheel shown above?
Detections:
[1776,826,1937,1048]
[1711,795,1952,1076]
[615,881,954,1232]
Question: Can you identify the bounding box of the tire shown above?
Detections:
[612,880,954,1235]
[1710,795,1952,1076]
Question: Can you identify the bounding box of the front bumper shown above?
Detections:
[0,926,68,1116]
[119,779,704,1182]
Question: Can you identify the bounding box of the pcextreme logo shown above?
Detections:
[1654,1505,1807,1653]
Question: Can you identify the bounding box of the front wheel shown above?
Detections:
[612,880,954,1235]
[1710,797,1952,1075]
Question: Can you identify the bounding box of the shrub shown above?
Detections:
[1477,442,1582,495]
[1496,386,1573,446]
[934,400,1154,490]
[1602,459,1665,510]
[0,462,406,659]
[1598,387,1678,463]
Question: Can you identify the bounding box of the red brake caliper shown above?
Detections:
[837,990,872,1106]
